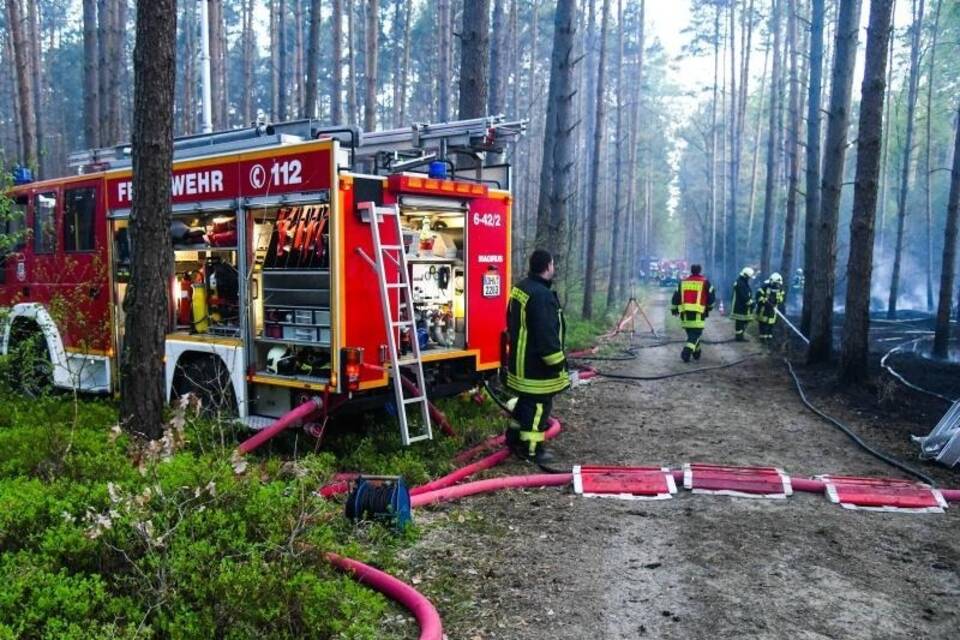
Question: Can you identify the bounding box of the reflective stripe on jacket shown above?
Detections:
[755,283,785,324]
[506,275,570,396]
[671,274,716,329]
[730,276,754,321]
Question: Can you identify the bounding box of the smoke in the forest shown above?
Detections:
[869,250,933,312]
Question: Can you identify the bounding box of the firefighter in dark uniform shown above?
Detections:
[731,267,755,341]
[671,264,716,362]
[755,272,785,340]
[504,249,569,463]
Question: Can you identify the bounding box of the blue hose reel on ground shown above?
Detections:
[345,476,412,531]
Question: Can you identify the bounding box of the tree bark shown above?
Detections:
[437,0,451,121]
[488,0,507,116]
[876,1,896,255]
[271,0,280,119]
[278,0,287,120]
[709,1,721,275]
[780,0,800,291]
[581,0,608,320]
[399,0,411,125]
[619,0,644,299]
[83,0,99,148]
[97,0,112,143]
[27,0,42,176]
[109,0,127,144]
[242,0,255,123]
[182,0,196,134]
[726,0,741,289]
[364,0,378,130]
[535,0,578,270]
[458,0,491,119]
[606,0,624,309]
[746,41,769,258]
[801,0,825,336]
[932,104,960,358]
[347,0,358,125]
[760,0,783,277]
[807,0,862,364]
[5,0,36,167]
[923,0,942,311]
[331,0,343,124]
[121,0,177,439]
[887,0,926,318]
[295,0,305,115]
[839,0,895,384]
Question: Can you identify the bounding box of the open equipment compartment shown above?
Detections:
[249,199,333,386]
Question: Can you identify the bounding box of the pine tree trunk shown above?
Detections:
[109,0,127,144]
[242,0,255,123]
[807,0,862,364]
[746,42,769,258]
[535,0,578,269]
[182,0,196,134]
[801,0,825,336]
[331,0,343,124]
[347,0,358,125]
[619,0,644,299]
[6,0,36,167]
[780,0,800,287]
[760,0,783,276]
[303,0,320,118]
[606,0,624,309]
[877,2,896,255]
[271,0,279,119]
[278,0,287,120]
[581,0,608,320]
[709,2,721,275]
[82,0,99,148]
[121,0,177,439]
[27,0,42,176]
[488,0,506,116]
[364,0,378,130]
[839,0,895,384]
[437,0,450,121]
[458,0,490,120]
[399,0,411,125]
[4,26,22,159]
[509,0,519,118]
[97,0,111,144]
[725,0,738,289]
[295,0,304,115]
[522,0,540,263]
[923,0,942,311]
[932,103,960,358]
[888,0,926,318]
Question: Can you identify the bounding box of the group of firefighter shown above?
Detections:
[500,249,795,464]
[670,264,790,360]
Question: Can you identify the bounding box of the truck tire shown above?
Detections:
[171,355,238,418]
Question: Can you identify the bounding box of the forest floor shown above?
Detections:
[397,290,960,640]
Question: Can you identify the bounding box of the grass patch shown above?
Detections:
[0,373,508,639]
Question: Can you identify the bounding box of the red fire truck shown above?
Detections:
[0,117,524,444]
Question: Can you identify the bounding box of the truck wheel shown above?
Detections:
[172,355,238,418]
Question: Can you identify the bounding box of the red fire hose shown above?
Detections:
[410,473,573,508]
[237,398,321,454]
[325,553,443,640]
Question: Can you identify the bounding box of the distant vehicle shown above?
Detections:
[658,259,688,288]
[639,256,661,283]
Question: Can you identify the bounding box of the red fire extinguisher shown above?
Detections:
[178,272,193,327]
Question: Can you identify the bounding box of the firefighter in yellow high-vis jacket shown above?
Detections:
[504,249,569,463]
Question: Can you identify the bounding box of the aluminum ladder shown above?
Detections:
[355,201,433,445]
[913,400,960,467]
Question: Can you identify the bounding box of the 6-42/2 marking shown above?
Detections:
[472,212,502,228]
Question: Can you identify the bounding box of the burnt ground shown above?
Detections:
[384,291,960,640]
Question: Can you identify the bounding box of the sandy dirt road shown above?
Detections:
[398,291,960,640]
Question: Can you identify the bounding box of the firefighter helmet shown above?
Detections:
[769,272,783,285]
[740,267,755,279]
